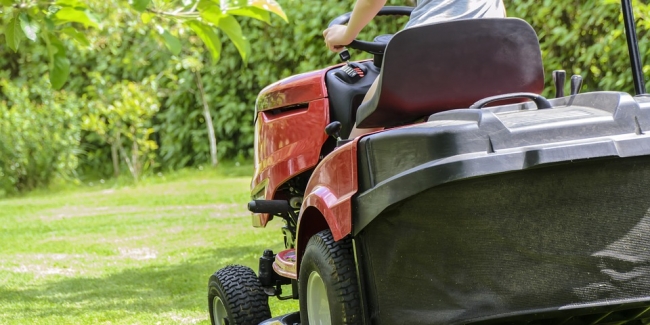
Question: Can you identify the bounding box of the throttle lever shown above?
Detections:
[570,75,583,95]
[552,70,566,98]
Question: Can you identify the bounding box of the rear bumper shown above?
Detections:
[354,156,650,325]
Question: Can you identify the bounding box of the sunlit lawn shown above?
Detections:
[0,165,298,324]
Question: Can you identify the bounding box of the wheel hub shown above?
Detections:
[213,296,228,325]
[307,271,331,325]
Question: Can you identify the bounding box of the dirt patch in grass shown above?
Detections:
[0,254,85,277]
[8,265,77,277]
[117,247,158,260]
[39,203,242,221]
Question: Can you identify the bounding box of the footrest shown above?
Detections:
[273,249,297,279]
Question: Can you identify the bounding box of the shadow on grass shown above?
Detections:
[0,245,265,319]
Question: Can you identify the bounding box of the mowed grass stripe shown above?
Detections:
[0,167,298,324]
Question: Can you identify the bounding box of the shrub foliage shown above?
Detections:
[0,0,650,193]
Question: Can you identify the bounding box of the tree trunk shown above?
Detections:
[130,126,141,179]
[111,141,120,178]
[195,69,218,167]
[116,131,138,183]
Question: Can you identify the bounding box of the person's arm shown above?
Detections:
[323,0,387,52]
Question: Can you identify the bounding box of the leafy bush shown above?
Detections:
[82,75,160,181]
[0,78,81,195]
[2,0,650,193]
[508,0,650,95]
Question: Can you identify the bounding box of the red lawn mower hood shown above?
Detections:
[256,69,329,113]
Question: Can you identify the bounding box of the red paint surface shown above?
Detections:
[251,68,333,228]
[256,69,329,112]
[297,140,359,242]
[251,101,330,227]
[250,64,360,229]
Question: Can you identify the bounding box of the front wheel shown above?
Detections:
[299,230,362,325]
[208,265,271,325]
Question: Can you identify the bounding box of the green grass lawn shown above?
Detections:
[0,165,298,324]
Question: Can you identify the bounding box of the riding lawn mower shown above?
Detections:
[209,1,650,324]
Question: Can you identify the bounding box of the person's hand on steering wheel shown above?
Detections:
[323,25,357,53]
[322,0,387,53]
[322,2,413,55]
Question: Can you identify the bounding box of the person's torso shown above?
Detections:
[405,0,506,28]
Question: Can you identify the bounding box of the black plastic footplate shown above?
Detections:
[258,311,300,325]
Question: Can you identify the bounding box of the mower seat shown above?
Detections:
[356,18,545,128]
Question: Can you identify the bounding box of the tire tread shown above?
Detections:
[300,230,361,325]
[208,265,271,325]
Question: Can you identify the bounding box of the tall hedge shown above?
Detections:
[1,0,650,191]
[509,0,650,94]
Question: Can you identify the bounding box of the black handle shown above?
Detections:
[339,50,351,62]
[553,70,566,98]
[470,92,552,109]
[570,75,583,95]
[248,200,290,214]
[325,121,342,139]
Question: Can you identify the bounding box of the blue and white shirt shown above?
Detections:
[405,0,506,28]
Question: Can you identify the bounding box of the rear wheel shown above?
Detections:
[299,230,361,325]
[208,265,271,325]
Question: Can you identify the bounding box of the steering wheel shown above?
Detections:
[328,6,414,55]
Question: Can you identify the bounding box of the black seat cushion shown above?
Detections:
[356,18,545,128]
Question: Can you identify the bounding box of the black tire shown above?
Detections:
[208,265,271,325]
[299,229,361,325]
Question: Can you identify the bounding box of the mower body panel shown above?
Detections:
[350,92,650,324]
[252,69,331,227]
[256,69,328,112]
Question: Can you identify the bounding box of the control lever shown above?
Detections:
[324,121,352,147]
[325,121,342,140]
[334,49,365,83]
[570,75,583,95]
[339,49,351,64]
[552,70,566,98]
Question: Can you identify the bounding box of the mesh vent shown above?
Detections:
[358,156,650,325]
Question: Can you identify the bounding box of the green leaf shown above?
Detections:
[218,16,250,62]
[141,12,154,24]
[54,7,99,28]
[5,15,23,52]
[197,0,224,25]
[186,21,221,61]
[131,0,150,12]
[227,7,271,24]
[161,30,181,55]
[55,0,87,9]
[0,0,13,6]
[61,27,90,46]
[217,0,287,23]
[247,0,288,22]
[51,51,70,90]
[19,13,39,42]
[44,17,56,31]
[48,36,70,89]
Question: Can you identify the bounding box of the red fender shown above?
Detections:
[296,140,359,257]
